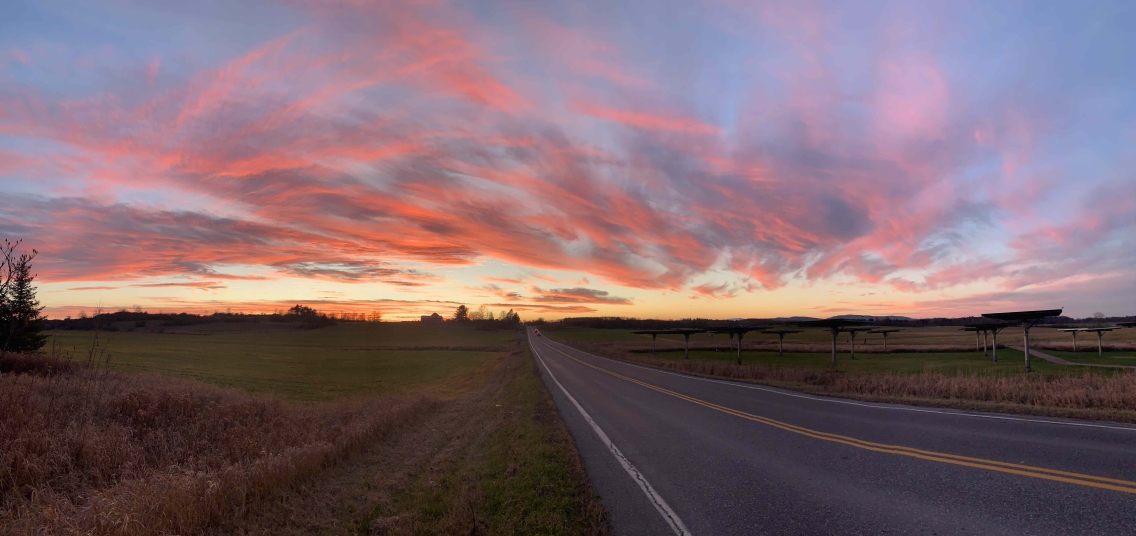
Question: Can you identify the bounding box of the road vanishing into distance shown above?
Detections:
[528,329,1136,535]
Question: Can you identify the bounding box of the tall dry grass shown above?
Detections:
[628,341,982,354]
[624,341,1136,354]
[0,352,435,535]
[1031,341,1136,352]
[572,342,1136,421]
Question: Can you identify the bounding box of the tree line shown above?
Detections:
[541,314,1135,330]
[46,305,383,332]
[451,304,522,328]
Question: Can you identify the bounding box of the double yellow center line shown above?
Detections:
[538,339,1136,495]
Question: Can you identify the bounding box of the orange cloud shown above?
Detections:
[575,103,723,136]
[130,281,228,291]
[529,287,633,305]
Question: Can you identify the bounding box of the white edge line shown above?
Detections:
[541,337,1136,433]
[529,337,692,536]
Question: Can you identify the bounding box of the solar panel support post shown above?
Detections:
[1024,325,1032,372]
[976,330,981,353]
[652,334,657,354]
[1097,330,1104,357]
[992,330,998,363]
[736,332,744,365]
[683,333,691,360]
[849,331,858,360]
[1071,331,1077,352]
[981,310,1061,372]
[983,330,988,357]
[881,331,889,353]
[830,328,839,371]
[777,333,785,357]
[1022,318,1050,371]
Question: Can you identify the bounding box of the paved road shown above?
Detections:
[529,329,1136,535]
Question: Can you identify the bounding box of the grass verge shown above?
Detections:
[225,345,609,535]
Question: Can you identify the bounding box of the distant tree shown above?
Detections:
[500,309,521,328]
[368,311,383,322]
[1,242,47,354]
[284,304,334,328]
[471,305,492,322]
[1094,312,1105,326]
[453,305,469,322]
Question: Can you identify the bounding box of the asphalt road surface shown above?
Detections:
[528,329,1136,535]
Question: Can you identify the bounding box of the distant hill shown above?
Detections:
[829,314,914,322]
[769,316,820,322]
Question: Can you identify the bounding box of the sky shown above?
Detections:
[1,0,1134,321]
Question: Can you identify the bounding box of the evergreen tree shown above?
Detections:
[2,251,47,353]
[453,304,469,322]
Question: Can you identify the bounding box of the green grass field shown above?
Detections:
[45,322,521,400]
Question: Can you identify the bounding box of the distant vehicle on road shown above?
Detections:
[534,329,542,337]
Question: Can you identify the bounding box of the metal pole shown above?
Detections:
[1098,331,1104,357]
[850,332,856,360]
[976,330,981,352]
[778,333,785,357]
[684,334,690,359]
[652,334,657,354]
[992,330,998,363]
[831,328,838,371]
[882,332,888,353]
[1024,326,1032,372]
[1071,331,1077,352]
[982,330,988,356]
[737,332,744,365]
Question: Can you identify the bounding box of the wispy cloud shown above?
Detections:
[529,287,633,305]
[130,281,228,291]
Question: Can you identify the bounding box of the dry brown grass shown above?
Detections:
[0,352,435,535]
[624,340,1136,355]
[1032,341,1136,352]
[572,342,1136,423]
[629,341,983,354]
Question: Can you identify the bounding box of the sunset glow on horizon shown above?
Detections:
[2,0,1134,320]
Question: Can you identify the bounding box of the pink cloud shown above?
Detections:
[575,102,723,137]
[3,0,1133,319]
